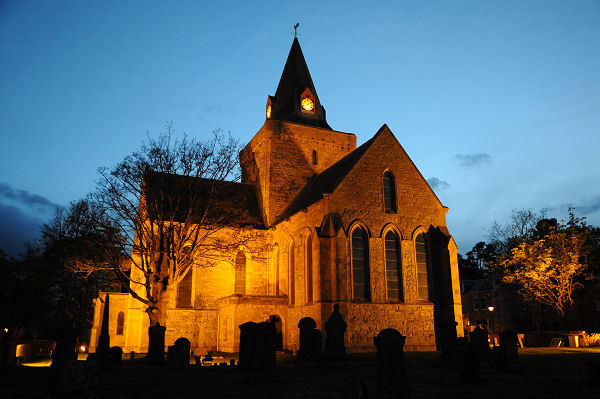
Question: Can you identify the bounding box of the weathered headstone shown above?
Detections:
[373,328,408,399]
[238,321,258,370]
[496,329,519,373]
[130,351,135,360]
[470,326,491,371]
[109,346,122,365]
[51,323,79,367]
[167,337,191,369]
[298,317,320,363]
[457,336,479,382]
[146,322,166,365]
[325,304,347,360]
[437,320,458,367]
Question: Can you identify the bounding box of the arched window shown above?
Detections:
[415,233,430,301]
[116,311,125,335]
[351,227,370,301]
[312,149,318,165]
[306,235,313,304]
[289,243,295,306]
[385,231,403,301]
[177,268,193,307]
[235,251,246,295]
[383,171,396,212]
[274,244,280,296]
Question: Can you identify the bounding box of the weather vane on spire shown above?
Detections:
[293,23,299,38]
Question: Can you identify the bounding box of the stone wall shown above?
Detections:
[164,309,218,352]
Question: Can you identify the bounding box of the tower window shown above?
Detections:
[385,231,403,301]
[177,268,193,307]
[235,251,246,295]
[415,234,430,301]
[351,227,370,301]
[383,171,396,212]
[306,234,313,304]
[312,150,318,165]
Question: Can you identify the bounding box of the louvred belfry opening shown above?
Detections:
[266,38,331,129]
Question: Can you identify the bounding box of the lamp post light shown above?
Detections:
[488,306,495,346]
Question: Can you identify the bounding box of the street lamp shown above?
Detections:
[488,306,495,334]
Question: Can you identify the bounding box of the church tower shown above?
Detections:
[240,38,357,226]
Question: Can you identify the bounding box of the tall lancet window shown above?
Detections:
[312,150,318,165]
[306,235,313,304]
[415,234,430,301]
[383,171,396,212]
[177,268,193,307]
[385,231,403,301]
[351,227,370,301]
[235,251,246,295]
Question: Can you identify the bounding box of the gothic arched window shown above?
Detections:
[306,234,313,304]
[177,268,193,307]
[415,233,430,301]
[383,171,396,212]
[289,242,295,306]
[116,311,125,335]
[385,231,403,301]
[351,227,370,301]
[235,251,246,295]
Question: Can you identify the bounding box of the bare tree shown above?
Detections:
[90,124,266,334]
[488,208,547,251]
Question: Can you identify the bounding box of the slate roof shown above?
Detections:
[269,38,331,129]
[143,171,265,228]
[274,125,389,224]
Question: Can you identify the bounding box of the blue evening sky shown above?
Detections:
[1,1,599,256]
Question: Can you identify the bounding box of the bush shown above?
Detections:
[581,333,600,347]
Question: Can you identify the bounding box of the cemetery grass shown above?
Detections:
[1,348,599,398]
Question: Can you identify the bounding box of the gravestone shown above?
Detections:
[146,322,166,365]
[298,317,320,363]
[470,326,491,371]
[167,337,190,369]
[51,323,79,367]
[457,336,479,382]
[437,320,458,367]
[97,295,111,356]
[325,304,347,360]
[109,346,122,365]
[246,322,278,382]
[495,329,519,373]
[238,321,258,370]
[130,351,135,360]
[373,328,408,399]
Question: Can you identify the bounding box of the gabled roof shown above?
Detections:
[143,171,265,228]
[269,38,331,129]
[274,125,388,224]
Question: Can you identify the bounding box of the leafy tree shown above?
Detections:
[494,212,593,321]
[89,125,266,335]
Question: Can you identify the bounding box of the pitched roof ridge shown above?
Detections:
[274,129,381,225]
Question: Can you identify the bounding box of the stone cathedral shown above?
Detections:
[90,38,463,354]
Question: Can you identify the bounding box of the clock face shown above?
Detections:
[301,97,314,111]
[266,105,271,119]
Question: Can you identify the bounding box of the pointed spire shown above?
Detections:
[267,38,331,129]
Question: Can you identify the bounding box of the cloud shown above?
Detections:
[0,203,43,257]
[427,177,450,191]
[574,195,600,216]
[455,153,492,168]
[0,182,60,213]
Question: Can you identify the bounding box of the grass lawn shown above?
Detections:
[1,348,599,398]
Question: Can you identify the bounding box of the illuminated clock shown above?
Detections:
[266,105,271,119]
[301,98,314,111]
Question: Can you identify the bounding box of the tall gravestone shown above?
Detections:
[373,328,408,399]
[470,326,491,371]
[249,322,277,381]
[496,329,519,373]
[238,321,258,370]
[297,317,320,363]
[51,323,79,367]
[146,322,166,365]
[97,294,110,356]
[324,304,347,360]
[437,320,458,367]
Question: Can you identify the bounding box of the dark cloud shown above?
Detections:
[0,203,43,257]
[0,182,60,213]
[455,153,492,168]
[575,195,600,216]
[427,177,450,191]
